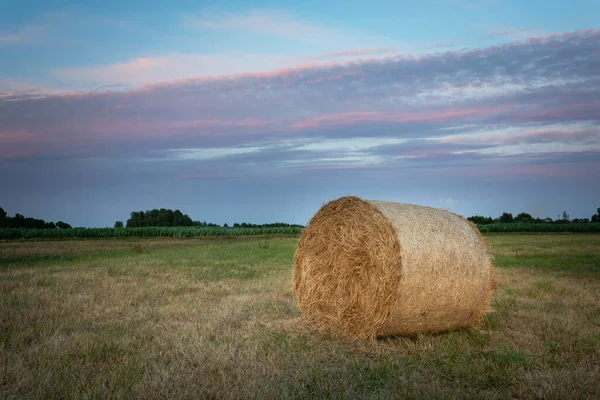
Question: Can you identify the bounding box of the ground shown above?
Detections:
[1,233,599,399]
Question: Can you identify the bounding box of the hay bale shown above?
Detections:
[292,196,495,339]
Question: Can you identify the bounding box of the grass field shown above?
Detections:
[1,233,599,399]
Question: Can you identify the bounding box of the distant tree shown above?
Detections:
[572,218,590,223]
[0,208,70,229]
[13,213,25,227]
[56,221,72,229]
[0,207,7,228]
[114,221,124,228]
[223,223,229,228]
[499,212,514,223]
[126,208,195,227]
[467,216,493,225]
[592,208,600,223]
[514,213,533,222]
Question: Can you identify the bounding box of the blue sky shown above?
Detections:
[1,0,599,227]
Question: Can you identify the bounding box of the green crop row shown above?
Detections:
[477,222,600,233]
[0,226,304,240]
[2,222,598,240]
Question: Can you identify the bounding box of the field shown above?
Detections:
[0,226,304,240]
[1,233,599,399]
[1,223,599,240]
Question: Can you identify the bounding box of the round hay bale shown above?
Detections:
[292,196,495,339]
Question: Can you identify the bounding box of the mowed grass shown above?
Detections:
[0,234,599,399]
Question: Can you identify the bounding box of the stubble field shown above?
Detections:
[1,233,599,399]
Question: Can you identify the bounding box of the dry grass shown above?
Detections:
[0,234,599,399]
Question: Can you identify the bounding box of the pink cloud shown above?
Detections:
[291,107,507,130]
[2,27,598,163]
[44,28,600,91]
[52,53,299,87]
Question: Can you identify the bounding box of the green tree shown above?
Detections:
[499,212,514,223]
[114,221,124,228]
[514,212,533,222]
[467,215,494,225]
[126,208,196,227]
[592,208,600,223]
[56,221,72,229]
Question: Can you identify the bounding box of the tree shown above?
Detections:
[499,212,514,223]
[56,221,72,229]
[126,208,196,227]
[0,208,70,229]
[514,212,533,222]
[592,208,600,223]
[223,223,229,228]
[467,215,493,225]
[114,221,124,228]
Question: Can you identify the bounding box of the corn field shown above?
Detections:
[1,223,599,240]
[0,226,304,240]
[477,223,600,233]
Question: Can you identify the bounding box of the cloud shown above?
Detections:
[51,53,300,86]
[168,146,267,161]
[306,48,400,61]
[440,124,600,145]
[484,26,541,40]
[290,107,508,131]
[0,24,43,45]
[182,10,337,40]
[181,9,386,48]
[1,28,599,182]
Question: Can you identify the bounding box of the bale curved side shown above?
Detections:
[292,196,401,339]
[369,201,494,336]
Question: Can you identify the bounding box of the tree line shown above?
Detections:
[0,207,72,229]
[468,208,600,225]
[119,208,305,229]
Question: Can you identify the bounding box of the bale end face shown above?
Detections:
[292,196,401,339]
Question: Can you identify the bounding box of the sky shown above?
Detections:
[1,0,599,227]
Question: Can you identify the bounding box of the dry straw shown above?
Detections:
[292,196,495,339]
